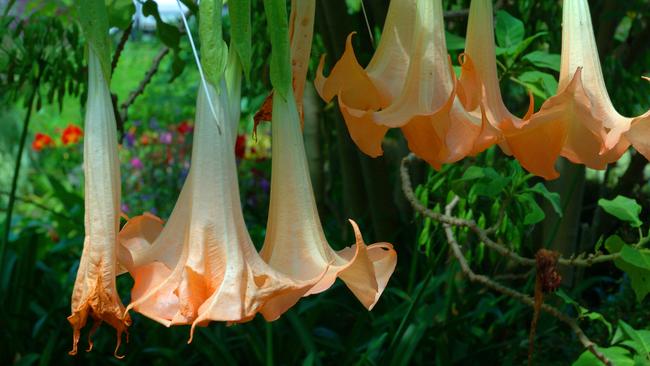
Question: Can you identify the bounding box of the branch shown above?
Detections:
[119,47,170,123]
[111,21,133,74]
[442,197,611,366]
[400,154,620,267]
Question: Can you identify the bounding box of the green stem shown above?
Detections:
[1,83,38,268]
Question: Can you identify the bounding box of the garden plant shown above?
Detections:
[1,0,650,365]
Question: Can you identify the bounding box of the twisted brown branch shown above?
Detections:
[442,197,610,365]
[400,154,620,267]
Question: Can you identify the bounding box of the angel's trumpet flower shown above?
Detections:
[355,0,493,169]
[262,0,396,309]
[121,67,324,334]
[556,0,648,163]
[261,86,397,309]
[491,0,633,178]
[315,0,416,157]
[458,0,560,175]
[67,47,131,356]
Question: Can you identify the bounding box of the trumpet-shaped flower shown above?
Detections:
[315,0,416,157]
[263,0,396,310]
[556,0,648,163]
[121,72,325,334]
[260,86,397,310]
[67,48,131,356]
[358,0,496,168]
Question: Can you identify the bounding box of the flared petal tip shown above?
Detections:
[337,220,397,310]
[68,303,131,358]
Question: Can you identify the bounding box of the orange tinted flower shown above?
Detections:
[62,124,83,145]
[32,133,53,151]
[68,48,130,357]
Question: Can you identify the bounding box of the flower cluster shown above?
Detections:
[316,0,650,180]
[69,0,396,356]
[31,123,83,151]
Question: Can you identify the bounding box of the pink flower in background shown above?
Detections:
[130,157,143,170]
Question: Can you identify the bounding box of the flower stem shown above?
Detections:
[1,83,38,268]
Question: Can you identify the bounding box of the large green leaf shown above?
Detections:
[598,196,643,227]
[495,10,524,48]
[142,0,181,50]
[617,321,650,357]
[517,70,558,99]
[572,346,634,366]
[106,0,135,30]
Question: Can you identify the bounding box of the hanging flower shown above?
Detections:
[314,0,416,157]
[67,47,131,356]
[61,124,83,145]
[32,132,53,151]
[263,0,397,310]
[120,0,325,336]
[554,0,648,164]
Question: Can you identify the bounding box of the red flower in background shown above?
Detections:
[61,124,83,145]
[235,134,246,159]
[32,133,53,151]
[177,120,193,135]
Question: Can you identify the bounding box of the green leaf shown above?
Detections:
[598,196,642,227]
[572,346,634,366]
[522,51,561,72]
[505,32,547,60]
[495,10,524,48]
[517,70,558,99]
[106,0,135,29]
[526,183,562,217]
[77,0,111,80]
[199,0,228,87]
[606,236,650,302]
[445,31,465,51]
[516,194,545,225]
[142,0,181,50]
[618,321,650,356]
[229,0,252,79]
[263,0,291,99]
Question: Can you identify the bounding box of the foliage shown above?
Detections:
[1,1,650,365]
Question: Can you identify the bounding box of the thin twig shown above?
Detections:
[111,21,133,74]
[119,47,170,122]
[442,197,611,366]
[400,154,620,267]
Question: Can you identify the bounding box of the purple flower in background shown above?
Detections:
[131,157,144,170]
[121,203,130,214]
[259,178,270,193]
[124,131,136,148]
[160,131,173,144]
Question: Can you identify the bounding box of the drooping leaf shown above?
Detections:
[606,236,650,302]
[199,0,228,87]
[229,0,252,79]
[526,183,562,216]
[515,194,545,225]
[77,0,111,80]
[263,0,291,99]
